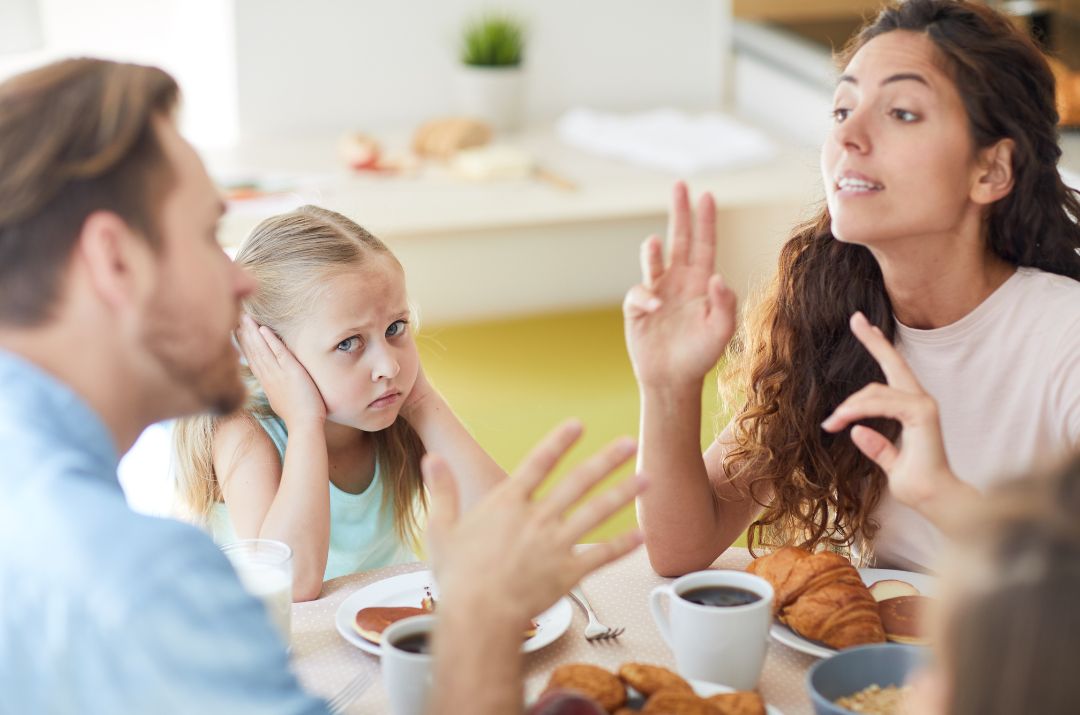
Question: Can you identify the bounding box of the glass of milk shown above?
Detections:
[221,539,293,647]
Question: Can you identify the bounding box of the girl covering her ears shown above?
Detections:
[625,0,1080,575]
[173,205,504,600]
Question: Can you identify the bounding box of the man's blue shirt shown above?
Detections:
[0,349,328,714]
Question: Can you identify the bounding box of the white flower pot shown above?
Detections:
[455,64,525,132]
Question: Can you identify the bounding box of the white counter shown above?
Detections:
[208,128,821,325]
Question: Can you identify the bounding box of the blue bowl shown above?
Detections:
[806,643,927,715]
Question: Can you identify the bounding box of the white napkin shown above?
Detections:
[556,107,777,175]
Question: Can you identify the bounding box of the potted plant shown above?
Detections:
[456,13,527,132]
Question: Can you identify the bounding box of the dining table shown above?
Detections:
[290,547,819,714]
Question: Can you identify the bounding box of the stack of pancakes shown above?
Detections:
[868,579,931,646]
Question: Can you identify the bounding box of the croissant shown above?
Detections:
[748,546,885,650]
[746,546,811,614]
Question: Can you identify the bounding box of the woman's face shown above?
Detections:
[821,30,986,249]
[286,254,419,432]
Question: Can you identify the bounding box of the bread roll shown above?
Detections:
[413,117,492,160]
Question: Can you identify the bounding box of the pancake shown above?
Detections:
[355,605,538,645]
[353,606,430,645]
[878,595,931,645]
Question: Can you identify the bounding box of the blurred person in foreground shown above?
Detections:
[906,453,1080,715]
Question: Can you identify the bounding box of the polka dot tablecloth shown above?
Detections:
[290,548,818,714]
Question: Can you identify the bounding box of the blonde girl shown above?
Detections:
[173,205,504,600]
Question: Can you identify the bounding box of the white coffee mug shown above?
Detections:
[381,614,436,715]
[649,570,774,689]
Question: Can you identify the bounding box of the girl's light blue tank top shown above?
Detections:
[208,413,418,580]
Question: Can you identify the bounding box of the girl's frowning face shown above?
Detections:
[287,254,419,432]
[821,30,987,250]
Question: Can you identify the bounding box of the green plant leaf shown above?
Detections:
[460,13,525,67]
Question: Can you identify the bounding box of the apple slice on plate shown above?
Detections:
[869,579,920,602]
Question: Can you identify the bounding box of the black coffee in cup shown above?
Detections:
[679,585,761,608]
[391,632,432,654]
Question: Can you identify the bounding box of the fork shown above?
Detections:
[568,585,624,642]
[326,671,373,715]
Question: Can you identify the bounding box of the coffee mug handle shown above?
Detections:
[649,584,674,647]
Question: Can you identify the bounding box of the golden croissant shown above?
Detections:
[747,546,885,649]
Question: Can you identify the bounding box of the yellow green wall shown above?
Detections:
[418,306,735,545]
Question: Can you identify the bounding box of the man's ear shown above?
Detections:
[971,138,1015,205]
[75,211,156,312]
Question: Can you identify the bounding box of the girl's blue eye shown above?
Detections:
[336,336,361,353]
[386,319,409,338]
[892,108,918,122]
[832,107,850,123]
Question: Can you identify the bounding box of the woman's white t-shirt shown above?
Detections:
[871,267,1080,570]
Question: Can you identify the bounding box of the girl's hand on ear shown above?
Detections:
[624,182,737,392]
[821,312,976,526]
[236,314,326,429]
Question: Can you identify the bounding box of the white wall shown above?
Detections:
[0,0,237,148]
[731,19,834,148]
[233,0,730,138]
[2,1,731,145]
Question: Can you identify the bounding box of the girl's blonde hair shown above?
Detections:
[172,205,427,548]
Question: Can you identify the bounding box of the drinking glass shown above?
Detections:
[221,538,293,646]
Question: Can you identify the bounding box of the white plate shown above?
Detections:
[769,567,936,659]
[688,679,785,715]
[334,569,573,655]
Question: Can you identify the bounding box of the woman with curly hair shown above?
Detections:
[625,0,1080,574]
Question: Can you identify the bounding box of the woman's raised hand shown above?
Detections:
[624,182,737,390]
[822,312,975,524]
[236,314,326,429]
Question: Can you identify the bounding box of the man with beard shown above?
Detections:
[0,59,645,713]
[0,58,317,713]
